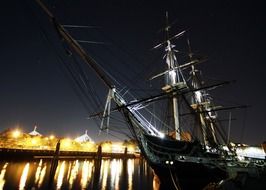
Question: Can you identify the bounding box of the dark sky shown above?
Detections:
[1,0,265,144]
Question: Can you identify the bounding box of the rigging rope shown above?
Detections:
[24,0,135,141]
[168,166,181,190]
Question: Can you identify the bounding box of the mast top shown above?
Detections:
[165,11,170,40]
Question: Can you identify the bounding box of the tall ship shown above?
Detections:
[36,1,265,189]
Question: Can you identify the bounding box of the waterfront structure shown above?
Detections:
[75,130,94,143]
[29,126,42,136]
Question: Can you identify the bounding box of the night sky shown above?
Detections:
[1,0,265,144]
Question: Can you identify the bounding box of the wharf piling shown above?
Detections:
[49,140,60,186]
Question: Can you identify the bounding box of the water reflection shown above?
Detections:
[34,159,47,188]
[153,174,160,190]
[110,159,122,190]
[19,163,29,190]
[127,159,134,190]
[100,159,109,190]
[35,159,43,184]
[0,158,154,190]
[81,160,93,189]
[66,162,72,182]
[68,160,79,189]
[0,163,8,190]
[38,165,47,188]
[56,161,65,189]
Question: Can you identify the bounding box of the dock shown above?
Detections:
[0,147,138,160]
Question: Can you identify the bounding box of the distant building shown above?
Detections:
[236,146,266,160]
[75,130,94,143]
[29,126,42,136]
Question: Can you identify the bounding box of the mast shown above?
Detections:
[187,38,219,147]
[188,38,208,146]
[35,0,129,133]
[35,0,164,137]
[35,0,114,89]
[162,12,187,140]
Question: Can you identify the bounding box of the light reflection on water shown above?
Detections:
[0,163,8,189]
[56,161,65,189]
[35,159,42,184]
[19,163,29,190]
[110,159,122,190]
[68,160,79,189]
[0,158,154,190]
[81,160,93,189]
[127,159,134,190]
[100,159,109,190]
[38,165,47,188]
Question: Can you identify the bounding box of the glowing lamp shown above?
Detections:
[12,130,21,138]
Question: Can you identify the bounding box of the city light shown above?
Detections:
[127,145,135,154]
[102,143,112,153]
[49,135,55,140]
[12,129,21,138]
[0,128,138,154]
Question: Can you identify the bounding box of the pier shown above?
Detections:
[0,128,139,160]
[0,147,137,160]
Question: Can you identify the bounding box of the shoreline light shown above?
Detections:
[12,130,21,138]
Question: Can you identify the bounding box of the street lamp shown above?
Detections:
[12,129,21,138]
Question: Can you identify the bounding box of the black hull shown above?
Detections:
[124,111,227,189]
[124,111,265,189]
[138,134,227,189]
[149,160,227,190]
[151,163,266,190]
[140,134,266,190]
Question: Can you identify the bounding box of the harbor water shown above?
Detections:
[0,158,155,190]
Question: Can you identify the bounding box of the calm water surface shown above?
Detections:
[0,158,155,190]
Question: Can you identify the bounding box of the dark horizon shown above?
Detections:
[1,0,266,144]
